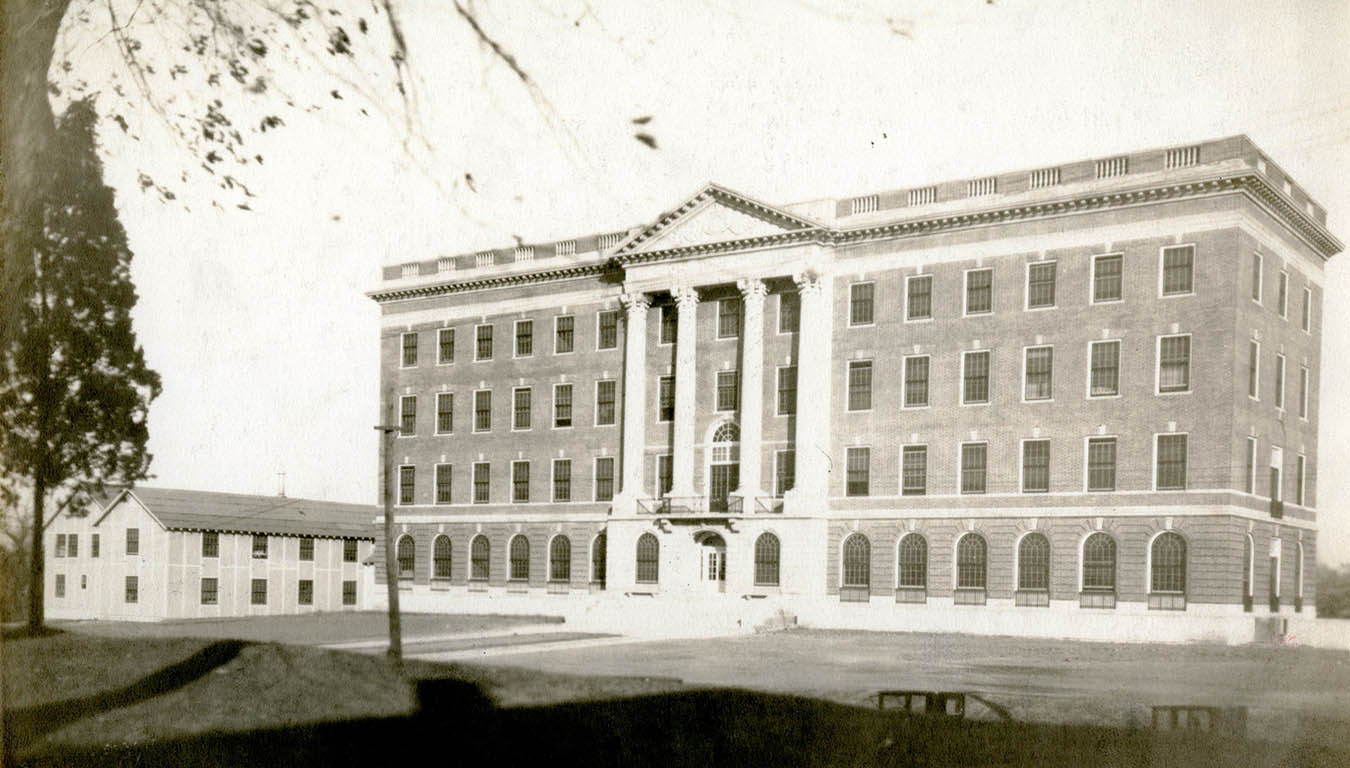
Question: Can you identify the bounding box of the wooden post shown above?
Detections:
[377,397,403,670]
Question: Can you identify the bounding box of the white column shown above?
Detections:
[733,278,768,502]
[669,285,699,499]
[786,269,832,510]
[618,292,650,510]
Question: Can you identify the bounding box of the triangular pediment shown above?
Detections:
[614,184,821,256]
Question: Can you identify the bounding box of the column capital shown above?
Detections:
[671,285,700,308]
[620,292,651,314]
[792,269,826,296]
[736,278,769,302]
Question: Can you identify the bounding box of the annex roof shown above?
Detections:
[103,487,377,540]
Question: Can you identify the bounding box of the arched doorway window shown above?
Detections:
[509,536,530,582]
[470,535,490,581]
[955,533,987,605]
[433,535,452,580]
[708,422,740,512]
[396,535,415,581]
[1149,531,1187,610]
[841,533,870,602]
[754,533,780,587]
[636,533,660,584]
[591,533,607,586]
[1016,533,1050,607]
[896,534,927,603]
[699,532,727,592]
[550,536,571,583]
[1081,532,1116,608]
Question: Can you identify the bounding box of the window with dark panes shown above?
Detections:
[1278,271,1288,317]
[553,459,572,502]
[1090,341,1120,396]
[1156,434,1187,490]
[436,392,454,434]
[1093,254,1122,302]
[1299,367,1309,418]
[298,579,313,605]
[125,575,139,603]
[842,534,870,587]
[68,534,78,558]
[659,305,677,344]
[1162,245,1194,295]
[956,534,987,589]
[1087,437,1116,491]
[202,531,218,558]
[126,527,139,556]
[963,351,990,404]
[847,361,872,411]
[55,534,67,558]
[512,388,530,430]
[845,447,870,497]
[754,533,780,586]
[550,536,571,582]
[438,328,454,364]
[512,461,530,503]
[1022,440,1050,492]
[658,376,675,421]
[470,536,490,580]
[252,534,268,558]
[961,443,987,494]
[432,536,452,579]
[474,390,492,432]
[596,380,617,426]
[775,450,795,496]
[435,464,452,504]
[657,455,673,497]
[1027,261,1056,308]
[1248,341,1260,398]
[598,310,619,350]
[778,292,800,332]
[1018,533,1050,591]
[399,465,415,504]
[401,332,417,366]
[1151,533,1187,594]
[343,580,357,605]
[717,297,741,338]
[594,457,615,502]
[475,324,493,360]
[965,268,992,314]
[1082,533,1116,591]
[1274,354,1286,409]
[555,315,574,353]
[777,366,797,415]
[91,533,99,558]
[1251,252,1263,302]
[299,537,314,561]
[1158,336,1191,393]
[250,578,267,605]
[1024,346,1053,400]
[201,577,218,605]
[400,395,416,436]
[554,384,573,428]
[473,463,490,504]
[591,533,607,584]
[635,533,659,583]
[515,320,533,356]
[898,534,927,588]
[907,275,932,320]
[903,356,929,407]
[716,370,739,412]
[509,536,530,581]
[902,446,927,496]
[344,539,357,562]
[849,283,874,325]
[1302,287,1312,331]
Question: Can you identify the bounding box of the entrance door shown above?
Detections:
[710,464,739,512]
[702,534,727,593]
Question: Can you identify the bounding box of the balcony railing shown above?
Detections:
[635,495,783,515]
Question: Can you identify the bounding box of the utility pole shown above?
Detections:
[375,396,403,671]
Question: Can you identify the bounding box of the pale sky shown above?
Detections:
[51,1,1350,562]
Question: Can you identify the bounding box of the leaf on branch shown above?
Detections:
[113,115,129,132]
[237,202,252,211]
[359,18,368,33]
[206,151,222,164]
[631,115,652,125]
[331,89,343,99]
[464,172,477,192]
[634,132,658,149]
[248,39,268,57]
[328,26,352,55]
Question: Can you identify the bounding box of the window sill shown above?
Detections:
[1014,590,1049,607]
[953,588,986,606]
[1148,593,1186,611]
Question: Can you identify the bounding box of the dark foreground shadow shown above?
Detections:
[10,681,1346,768]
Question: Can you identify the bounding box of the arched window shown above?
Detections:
[754,533,780,586]
[550,536,571,582]
[1150,532,1187,610]
[956,533,987,590]
[509,535,530,581]
[591,533,607,585]
[1242,534,1254,612]
[470,535,490,581]
[396,535,415,580]
[1081,532,1116,608]
[897,534,927,589]
[1017,533,1050,591]
[635,533,659,584]
[712,422,740,443]
[842,534,870,588]
[433,535,452,580]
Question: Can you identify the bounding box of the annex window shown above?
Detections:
[474,390,492,432]
[1027,261,1056,309]
[597,310,619,350]
[841,534,870,589]
[399,465,415,505]
[849,282,875,326]
[344,539,358,562]
[659,305,677,344]
[962,350,990,404]
[512,387,531,430]
[965,268,992,314]
[437,328,455,364]
[475,324,493,361]
[656,455,673,498]
[55,574,65,597]
[1150,532,1187,608]
[1277,271,1289,318]
[1248,341,1260,399]
[1092,254,1123,303]
[436,392,454,434]
[778,292,800,333]
[401,331,418,367]
[200,577,218,605]
[298,580,313,605]
[399,395,416,436]
[433,536,452,579]
[1017,533,1051,595]
[897,534,927,592]
[1082,533,1117,598]
[125,575,139,603]
[774,450,795,496]
[202,531,219,558]
[1024,346,1053,401]
[299,537,314,561]
[343,581,357,605]
[956,533,988,590]
[1296,454,1306,506]
[776,366,797,416]
[553,384,573,428]
[960,443,987,494]
[515,320,533,357]
[67,534,77,558]
[903,356,929,408]
[472,462,490,504]
[470,536,490,580]
[716,370,739,412]
[1251,253,1263,303]
[550,536,571,582]
[658,376,675,422]
[845,447,871,497]
[901,446,927,496]
[1299,366,1309,419]
[1089,340,1120,397]
[1022,440,1050,493]
[1274,354,1286,410]
[595,380,617,426]
[1087,437,1116,492]
[1161,245,1194,295]
[847,361,872,411]
[435,463,452,504]
[906,275,932,320]
[511,461,530,503]
[635,533,660,584]
[717,297,741,339]
[250,578,267,605]
[1245,437,1257,494]
[1301,287,1312,332]
[554,315,575,354]
[591,533,607,585]
[91,534,99,558]
[552,459,572,502]
[754,533,780,587]
[1158,335,1191,393]
[126,527,139,556]
[252,534,268,559]
[594,457,615,502]
[509,536,530,581]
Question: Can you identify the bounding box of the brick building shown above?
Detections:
[367,136,1340,642]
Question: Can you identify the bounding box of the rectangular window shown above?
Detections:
[1022,440,1050,493]
[1302,287,1312,332]
[1027,261,1056,309]
[847,361,872,411]
[344,539,358,562]
[960,443,987,494]
[595,457,615,502]
[906,275,932,320]
[1158,335,1191,393]
[515,320,533,357]
[398,465,415,505]
[1278,271,1289,318]
[965,268,992,314]
[298,580,313,606]
[1161,245,1194,295]
[475,324,493,361]
[56,534,67,558]
[658,376,675,422]
[251,578,267,605]
[774,450,795,496]
[126,527,139,556]
[849,282,874,325]
[963,350,990,404]
[202,531,219,558]
[778,292,800,333]
[1251,253,1263,302]
[1274,354,1286,409]
[435,463,452,504]
[55,574,65,597]
[717,297,741,338]
[343,580,357,605]
[401,331,418,367]
[1299,366,1309,419]
[1024,346,1054,401]
[597,310,619,350]
[845,447,870,497]
[299,537,314,561]
[67,534,78,558]
[552,459,572,502]
[659,305,676,344]
[473,462,490,504]
[715,370,739,412]
[438,328,455,364]
[200,578,218,605]
[91,534,99,558]
[903,355,929,407]
[553,384,573,428]
[512,387,530,430]
[125,575,138,603]
[436,392,454,434]
[657,455,673,497]
[554,315,575,353]
[1248,341,1260,399]
[901,446,927,496]
[512,461,530,503]
[1156,434,1188,490]
[474,390,492,432]
[1270,450,1283,502]
[1093,254,1123,302]
[776,366,797,416]
[1087,437,1117,492]
[399,395,416,436]
[595,380,617,426]
[1089,340,1120,397]
[1245,437,1257,494]
[1296,455,1306,505]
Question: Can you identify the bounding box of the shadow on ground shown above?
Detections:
[9,676,1345,768]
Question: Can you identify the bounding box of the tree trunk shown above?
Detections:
[2,0,71,206]
[27,476,46,631]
